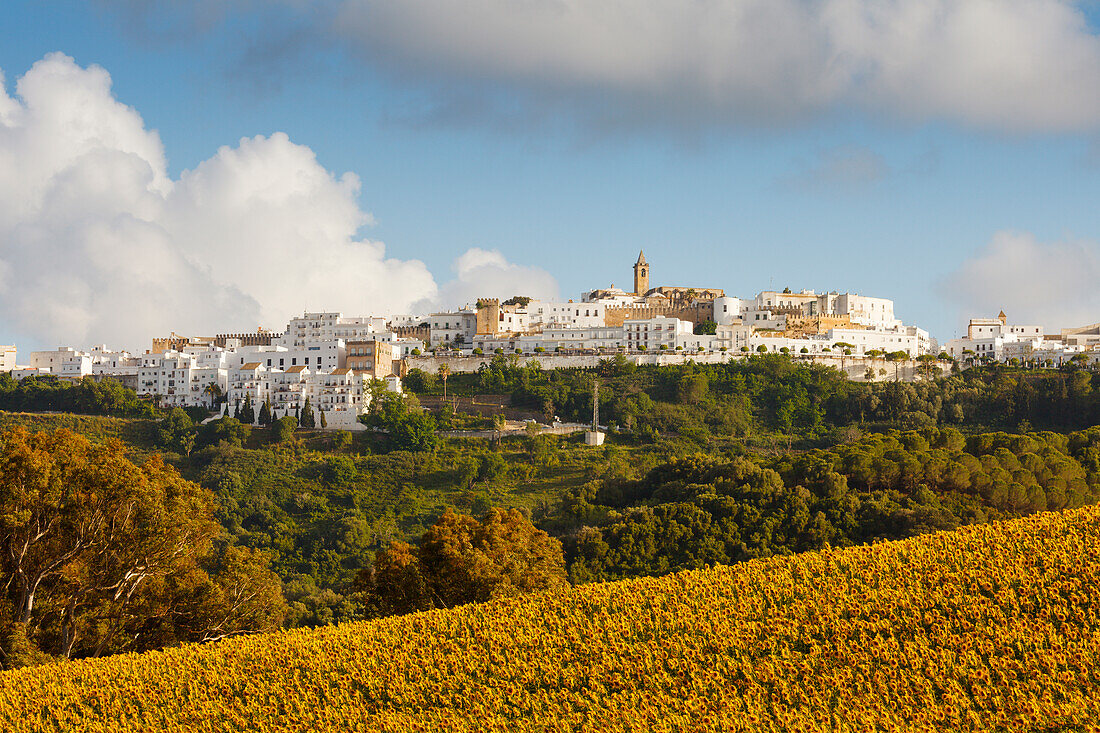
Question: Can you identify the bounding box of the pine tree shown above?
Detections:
[259,400,272,427]
[301,398,315,429]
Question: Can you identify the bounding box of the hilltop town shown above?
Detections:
[2,252,1098,427]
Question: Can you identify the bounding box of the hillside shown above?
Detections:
[2,506,1099,731]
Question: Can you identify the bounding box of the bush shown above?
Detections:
[361,508,566,617]
[197,417,251,449]
[273,416,297,443]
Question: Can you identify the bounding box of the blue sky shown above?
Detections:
[3,0,1100,351]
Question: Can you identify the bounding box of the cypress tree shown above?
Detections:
[259,400,272,427]
[320,409,327,429]
[242,394,255,425]
[301,398,315,429]
[233,400,241,421]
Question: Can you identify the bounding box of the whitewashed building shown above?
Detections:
[28,347,90,379]
[623,316,693,351]
[229,343,344,372]
[138,350,229,408]
[527,300,608,329]
[945,313,1045,362]
[429,309,477,347]
[715,323,752,352]
[712,297,744,326]
[226,364,392,429]
[0,345,15,372]
[278,312,389,347]
[826,325,932,357]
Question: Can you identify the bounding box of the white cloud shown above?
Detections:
[419,248,560,312]
[940,231,1100,329]
[0,53,555,351]
[332,0,1100,132]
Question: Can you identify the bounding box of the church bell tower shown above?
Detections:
[633,250,649,296]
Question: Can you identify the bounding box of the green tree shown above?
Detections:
[359,542,430,618]
[0,428,284,665]
[158,408,196,456]
[300,398,316,429]
[438,363,450,401]
[203,383,223,410]
[361,509,566,617]
[332,430,352,449]
[258,401,272,427]
[196,417,251,449]
[693,320,717,336]
[886,351,909,381]
[273,416,297,443]
[241,395,255,425]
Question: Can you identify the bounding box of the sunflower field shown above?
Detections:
[2,504,1099,732]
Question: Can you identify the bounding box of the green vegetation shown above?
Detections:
[0,374,156,418]
[360,508,566,617]
[0,428,283,667]
[554,425,1100,583]
[406,354,1100,441]
[4,355,1100,646]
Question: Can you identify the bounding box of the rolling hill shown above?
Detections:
[2,505,1098,731]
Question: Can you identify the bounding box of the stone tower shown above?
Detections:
[633,250,649,296]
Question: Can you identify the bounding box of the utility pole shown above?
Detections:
[585,379,605,446]
[592,380,599,432]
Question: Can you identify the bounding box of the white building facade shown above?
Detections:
[429,310,477,347]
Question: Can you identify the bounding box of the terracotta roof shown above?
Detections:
[239,362,262,369]
[285,366,308,373]
[331,368,352,375]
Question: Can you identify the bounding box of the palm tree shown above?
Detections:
[438,363,451,402]
[203,382,223,410]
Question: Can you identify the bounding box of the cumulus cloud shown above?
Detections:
[940,231,1100,330]
[324,0,1100,132]
[0,54,554,351]
[418,248,560,312]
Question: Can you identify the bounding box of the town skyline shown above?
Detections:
[5,2,1100,352]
